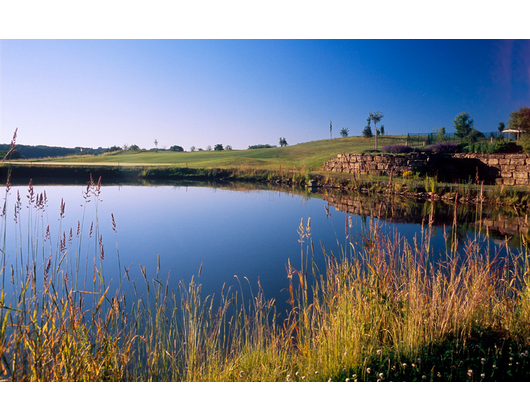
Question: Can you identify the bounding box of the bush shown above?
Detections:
[381,144,414,154]
[426,142,461,154]
[248,144,276,149]
[462,141,522,154]
[169,145,184,152]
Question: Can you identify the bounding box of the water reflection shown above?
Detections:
[320,189,530,248]
[1,180,528,319]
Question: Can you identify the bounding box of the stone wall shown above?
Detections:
[321,152,431,177]
[322,152,530,185]
[453,153,530,186]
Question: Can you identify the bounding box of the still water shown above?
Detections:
[1,181,525,317]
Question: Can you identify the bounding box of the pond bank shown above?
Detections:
[2,161,530,210]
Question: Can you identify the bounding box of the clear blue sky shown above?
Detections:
[1,39,529,151]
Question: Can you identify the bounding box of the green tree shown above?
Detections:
[508,105,530,150]
[340,128,349,137]
[225,145,232,150]
[214,144,224,151]
[498,122,505,140]
[190,146,196,152]
[369,111,384,149]
[362,118,373,138]
[129,144,140,151]
[279,137,288,147]
[0,149,23,160]
[453,112,474,140]
[169,145,184,152]
[380,125,385,136]
[435,126,446,142]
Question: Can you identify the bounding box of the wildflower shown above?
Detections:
[314,371,319,375]
[376,349,382,355]
[437,372,441,378]
[481,373,485,379]
[295,371,299,376]
[402,363,407,368]
[301,376,306,380]
[467,369,473,377]
[286,374,291,382]
[345,378,350,382]
[411,363,415,368]
[481,358,486,365]
[352,374,357,379]
[377,379,381,382]
[378,372,384,380]
[492,365,497,369]
[328,378,332,382]
[421,375,426,380]
[239,370,245,378]
[366,368,371,374]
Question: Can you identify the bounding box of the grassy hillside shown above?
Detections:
[33,135,408,171]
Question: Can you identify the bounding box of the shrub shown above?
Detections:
[381,144,414,154]
[462,141,522,154]
[248,144,276,149]
[426,142,460,154]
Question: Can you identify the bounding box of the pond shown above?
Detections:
[1,180,528,319]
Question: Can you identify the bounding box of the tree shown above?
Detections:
[498,122,505,139]
[214,144,223,151]
[380,125,385,136]
[207,145,212,151]
[169,145,184,152]
[129,144,140,151]
[0,150,23,160]
[435,126,446,142]
[362,118,373,138]
[279,137,288,147]
[225,145,232,150]
[154,139,158,151]
[190,146,196,152]
[508,105,530,149]
[340,128,349,137]
[369,111,384,149]
[453,112,474,140]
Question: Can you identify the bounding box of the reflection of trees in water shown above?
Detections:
[319,189,529,247]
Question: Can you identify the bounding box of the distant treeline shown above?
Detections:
[0,144,107,159]
[247,144,277,149]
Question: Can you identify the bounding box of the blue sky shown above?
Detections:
[1,39,529,151]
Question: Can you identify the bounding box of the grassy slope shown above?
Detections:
[35,135,408,171]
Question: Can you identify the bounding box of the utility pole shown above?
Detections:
[330,119,332,139]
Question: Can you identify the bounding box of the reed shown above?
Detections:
[1,180,530,381]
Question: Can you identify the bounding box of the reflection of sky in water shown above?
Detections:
[0,184,521,318]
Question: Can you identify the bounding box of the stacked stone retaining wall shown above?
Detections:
[322,152,530,185]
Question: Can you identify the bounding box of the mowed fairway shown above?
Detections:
[30,135,408,171]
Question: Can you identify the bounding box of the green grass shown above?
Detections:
[29,135,409,171]
[2,179,530,381]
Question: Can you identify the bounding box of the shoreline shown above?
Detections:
[2,161,530,210]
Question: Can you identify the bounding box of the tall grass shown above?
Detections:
[1,179,530,381]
